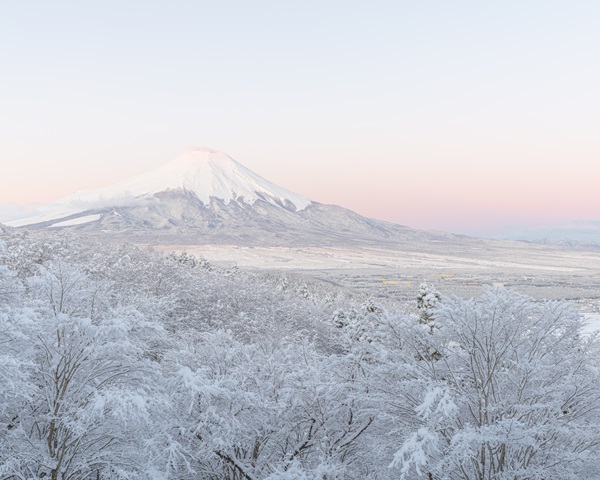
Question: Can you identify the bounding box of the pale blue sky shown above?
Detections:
[1,1,599,236]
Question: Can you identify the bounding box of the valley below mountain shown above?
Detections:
[5,148,600,310]
[155,240,600,311]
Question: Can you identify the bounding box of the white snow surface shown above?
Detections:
[7,148,311,227]
[50,214,102,228]
[583,313,600,335]
[7,208,81,228]
[69,148,311,209]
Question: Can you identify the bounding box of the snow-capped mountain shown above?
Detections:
[9,148,310,227]
[4,148,455,246]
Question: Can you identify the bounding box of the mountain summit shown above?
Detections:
[10,148,311,229]
[5,149,451,247]
[68,148,311,211]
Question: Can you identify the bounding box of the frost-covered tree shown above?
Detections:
[0,234,167,479]
[384,288,600,479]
[2,310,165,479]
[167,250,212,271]
[416,282,441,330]
[3,227,600,479]
[0,236,36,471]
[160,330,378,479]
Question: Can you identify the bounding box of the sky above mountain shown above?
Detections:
[1,1,598,237]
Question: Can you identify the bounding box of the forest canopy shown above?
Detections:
[1,226,599,479]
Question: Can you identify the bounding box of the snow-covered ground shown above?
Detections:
[7,208,80,228]
[50,214,102,228]
[152,243,600,309]
[583,313,600,334]
[155,244,596,272]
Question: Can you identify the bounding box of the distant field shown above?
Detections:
[153,243,600,313]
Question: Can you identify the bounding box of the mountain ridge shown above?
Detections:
[4,148,461,247]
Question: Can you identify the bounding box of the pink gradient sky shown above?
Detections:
[1,2,599,237]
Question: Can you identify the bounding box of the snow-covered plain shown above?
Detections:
[154,242,600,310]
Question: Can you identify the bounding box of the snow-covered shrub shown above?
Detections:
[384,288,600,479]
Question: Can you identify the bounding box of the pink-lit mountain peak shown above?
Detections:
[71,148,310,209]
[7,148,312,227]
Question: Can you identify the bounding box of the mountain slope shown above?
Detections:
[5,148,456,247]
[9,148,310,227]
